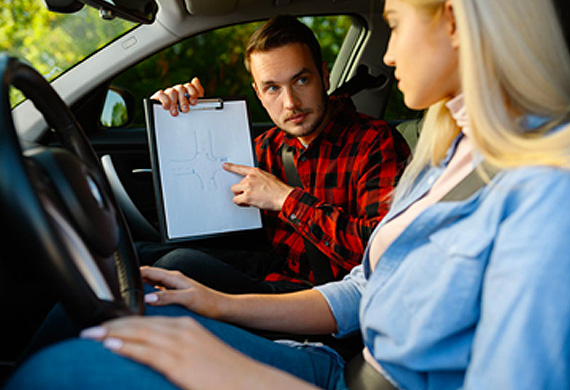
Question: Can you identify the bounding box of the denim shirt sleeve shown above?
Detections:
[463,168,570,389]
[315,264,366,337]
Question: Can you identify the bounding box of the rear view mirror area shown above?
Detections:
[44,0,158,24]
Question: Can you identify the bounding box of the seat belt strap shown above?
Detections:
[281,145,302,187]
[344,352,397,390]
[344,161,501,390]
[440,160,500,202]
[281,145,335,284]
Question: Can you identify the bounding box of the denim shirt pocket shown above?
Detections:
[402,224,495,334]
[428,223,495,258]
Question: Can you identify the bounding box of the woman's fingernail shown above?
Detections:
[103,338,124,351]
[80,326,107,340]
[145,293,159,303]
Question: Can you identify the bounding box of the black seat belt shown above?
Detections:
[281,145,335,284]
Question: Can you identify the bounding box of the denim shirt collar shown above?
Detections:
[441,131,465,166]
[363,96,568,276]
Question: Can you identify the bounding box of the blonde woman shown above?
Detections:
[6,0,570,389]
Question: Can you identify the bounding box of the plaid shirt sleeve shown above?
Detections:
[258,96,410,283]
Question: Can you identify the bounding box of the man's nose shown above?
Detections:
[283,86,301,110]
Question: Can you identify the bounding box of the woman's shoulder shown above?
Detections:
[496,165,570,189]
[487,165,570,211]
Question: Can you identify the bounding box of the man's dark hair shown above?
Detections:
[244,15,323,76]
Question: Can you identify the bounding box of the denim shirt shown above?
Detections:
[317,137,570,389]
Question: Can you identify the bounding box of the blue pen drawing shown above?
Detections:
[168,130,228,191]
[152,100,262,239]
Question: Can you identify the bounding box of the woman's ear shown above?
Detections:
[444,0,459,49]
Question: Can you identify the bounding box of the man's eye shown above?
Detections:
[297,77,309,85]
[266,85,279,93]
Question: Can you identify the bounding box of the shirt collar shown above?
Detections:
[440,132,465,166]
[446,94,466,124]
[441,93,479,166]
[445,93,472,137]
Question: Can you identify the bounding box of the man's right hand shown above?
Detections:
[150,77,205,117]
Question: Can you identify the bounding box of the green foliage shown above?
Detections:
[112,16,353,126]
[109,102,128,127]
[384,83,423,120]
[2,5,415,122]
[301,16,352,69]
[1,0,133,106]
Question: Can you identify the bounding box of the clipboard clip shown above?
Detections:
[188,98,224,111]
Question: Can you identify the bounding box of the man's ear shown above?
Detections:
[252,81,269,110]
[252,82,261,100]
[444,0,459,49]
[321,62,331,92]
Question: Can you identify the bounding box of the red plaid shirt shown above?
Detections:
[256,96,410,284]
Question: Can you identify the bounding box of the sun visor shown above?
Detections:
[184,0,238,15]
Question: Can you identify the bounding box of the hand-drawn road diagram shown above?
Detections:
[168,130,229,191]
[150,99,262,240]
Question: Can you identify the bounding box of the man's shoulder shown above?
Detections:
[330,103,410,158]
[255,125,283,151]
[330,96,393,139]
[339,110,395,145]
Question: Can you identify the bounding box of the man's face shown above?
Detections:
[250,43,330,145]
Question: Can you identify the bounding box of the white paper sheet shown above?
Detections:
[148,99,262,240]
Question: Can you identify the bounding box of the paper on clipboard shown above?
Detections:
[145,98,262,242]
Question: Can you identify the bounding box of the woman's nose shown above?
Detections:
[383,37,396,67]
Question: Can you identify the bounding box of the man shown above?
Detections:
[150,15,410,293]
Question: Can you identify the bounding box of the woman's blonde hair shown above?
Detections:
[395,0,570,199]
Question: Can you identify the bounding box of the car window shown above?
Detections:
[1,0,135,107]
[109,15,354,128]
[383,84,423,120]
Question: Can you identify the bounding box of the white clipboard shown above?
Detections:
[144,97,263,242]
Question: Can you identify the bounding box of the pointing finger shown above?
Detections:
[222,162,255,176]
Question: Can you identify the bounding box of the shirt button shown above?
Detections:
[290,213,298,221]
[300,156,307,162]
[324,241,330,247]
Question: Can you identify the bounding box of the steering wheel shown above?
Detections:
[0,55,144,326]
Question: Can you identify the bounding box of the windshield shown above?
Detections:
[1,0,135,106]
